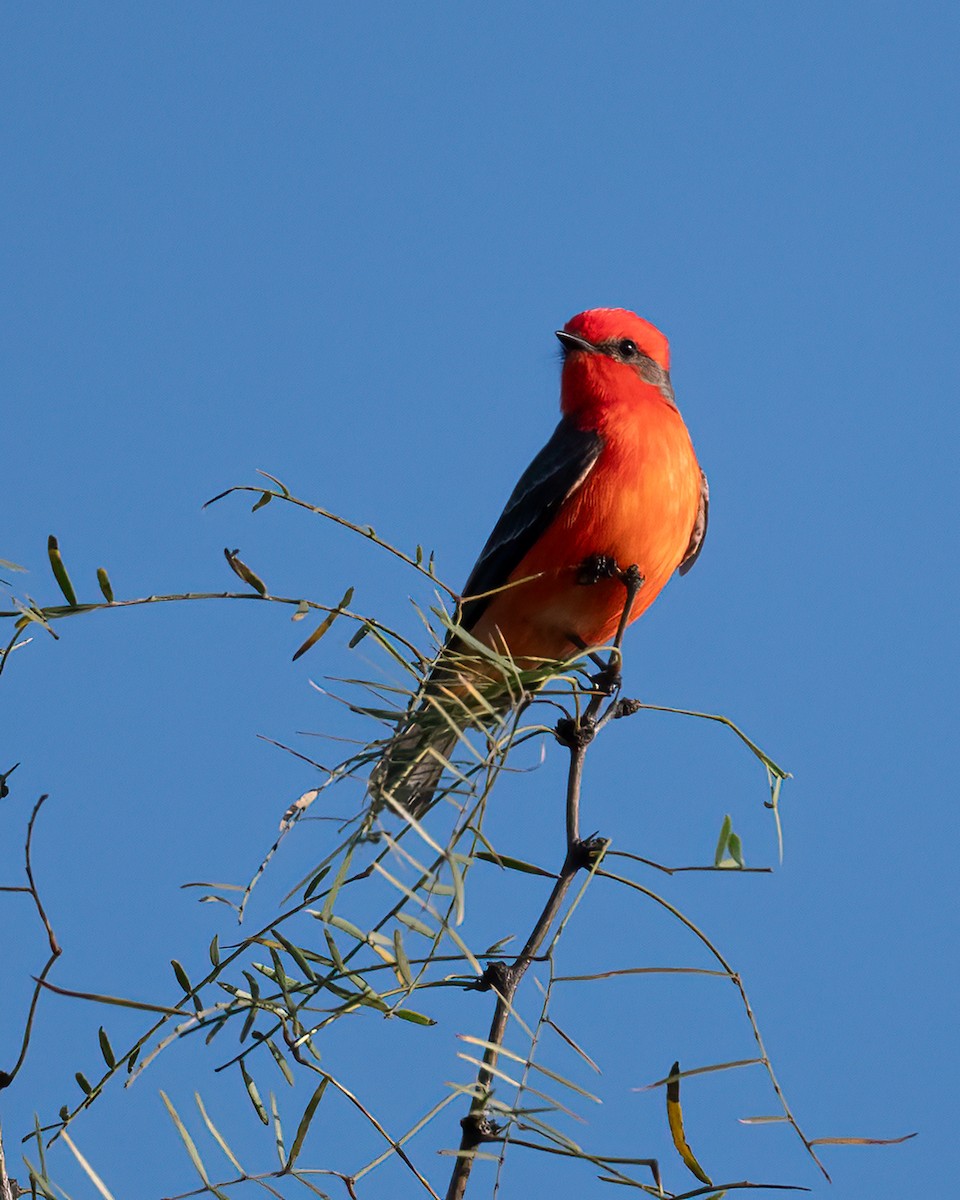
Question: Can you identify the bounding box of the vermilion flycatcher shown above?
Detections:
[375,307,707,808]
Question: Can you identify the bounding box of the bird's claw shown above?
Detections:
[577,553,621,586]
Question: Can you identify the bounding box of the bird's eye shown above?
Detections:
[617,339,639,359]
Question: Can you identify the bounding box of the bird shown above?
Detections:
[372,307,707,813]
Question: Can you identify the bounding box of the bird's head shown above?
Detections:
[556,308,675,420]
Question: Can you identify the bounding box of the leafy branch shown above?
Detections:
[2,487,912,1197]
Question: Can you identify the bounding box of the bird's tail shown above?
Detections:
[368,658,502,817]
[368,715,460,818]
[369,637,534,818]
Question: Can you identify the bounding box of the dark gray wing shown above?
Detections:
[459,417,603,629]
[678,469,709,575]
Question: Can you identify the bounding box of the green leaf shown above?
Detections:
[23,1158,58,1200]
[286,1078,328,1169]
[727,831,745,868]
[209,934,220,968]
[475,851,553,877]
[59,1129,119,1200]
[171,959,192,993]
[98,1027,116,1069]
[264,1037,295,1086]
[223,547,268,596]
[714,814,732,867]
[393,928,413,988]
[270,1091,286,1168]
[195,1093,245,1173]
[240,1061,270,1125]
[251,491,273,512]
[394,1008,436,1026]
[300,863,331,901]
[396,911,435,938]
[326,912,366,942]
[323,928,348,976]
[348,621,370,648]
[272,927,317,981]
[256,469,291,496]
[31,1113,48,1178]
[292,587,354,661]
[75,1072,93,1095]
[96,568,114,602]
[47,535,78,606]
[319,844,356,921]
[160,1090,213,1188]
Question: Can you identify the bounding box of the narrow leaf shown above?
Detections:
[98,1027,116,1069]
[251,491,273,512]
[714,815,732,867]
[47,535,78,606]
[287,1078,328,1169]
[160,1090,211,1186]
[348,622,370,648]
[808,1132,918,1146]
[393,928,414,988]
[265,1037,295,1086]
[23,1158,58,1200]
[396,911,435,938]
[59,1130,117,1200]
[292,587,354,661]
[272,928,317,981]
[240,1061,270,1125]
[270,1092,286,1168]
[223,547,268,596]
[195,1093,245,1172]
[394,1008,436,1026]
[96,568,114,602]
[256,469,291,496]
[666,1060,713,1186]
[320,845,356,921]
[475,850,554,877]
[171,959,192,993]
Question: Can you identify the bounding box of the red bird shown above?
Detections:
[375,307,707,809]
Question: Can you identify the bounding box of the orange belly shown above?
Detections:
[469,409,700,663]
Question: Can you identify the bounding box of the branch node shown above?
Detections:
[459,1111,503,1144]
[613,697,643,719]
[474,960,514,996]
[554,715,596,750]
[568,836,607,871]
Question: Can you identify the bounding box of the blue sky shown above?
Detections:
[2,4,957,1198]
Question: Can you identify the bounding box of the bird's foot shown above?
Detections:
[618,562,645,592]
[590,660,622,697]
[568,834,608,871]
[577,553,621,586]
[460,1111,503,1144]
[474,959,518,996]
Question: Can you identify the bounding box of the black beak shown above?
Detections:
[555,329,595,355]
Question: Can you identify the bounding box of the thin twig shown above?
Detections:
[444,567,641,1200]
[1,795,62,1092]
